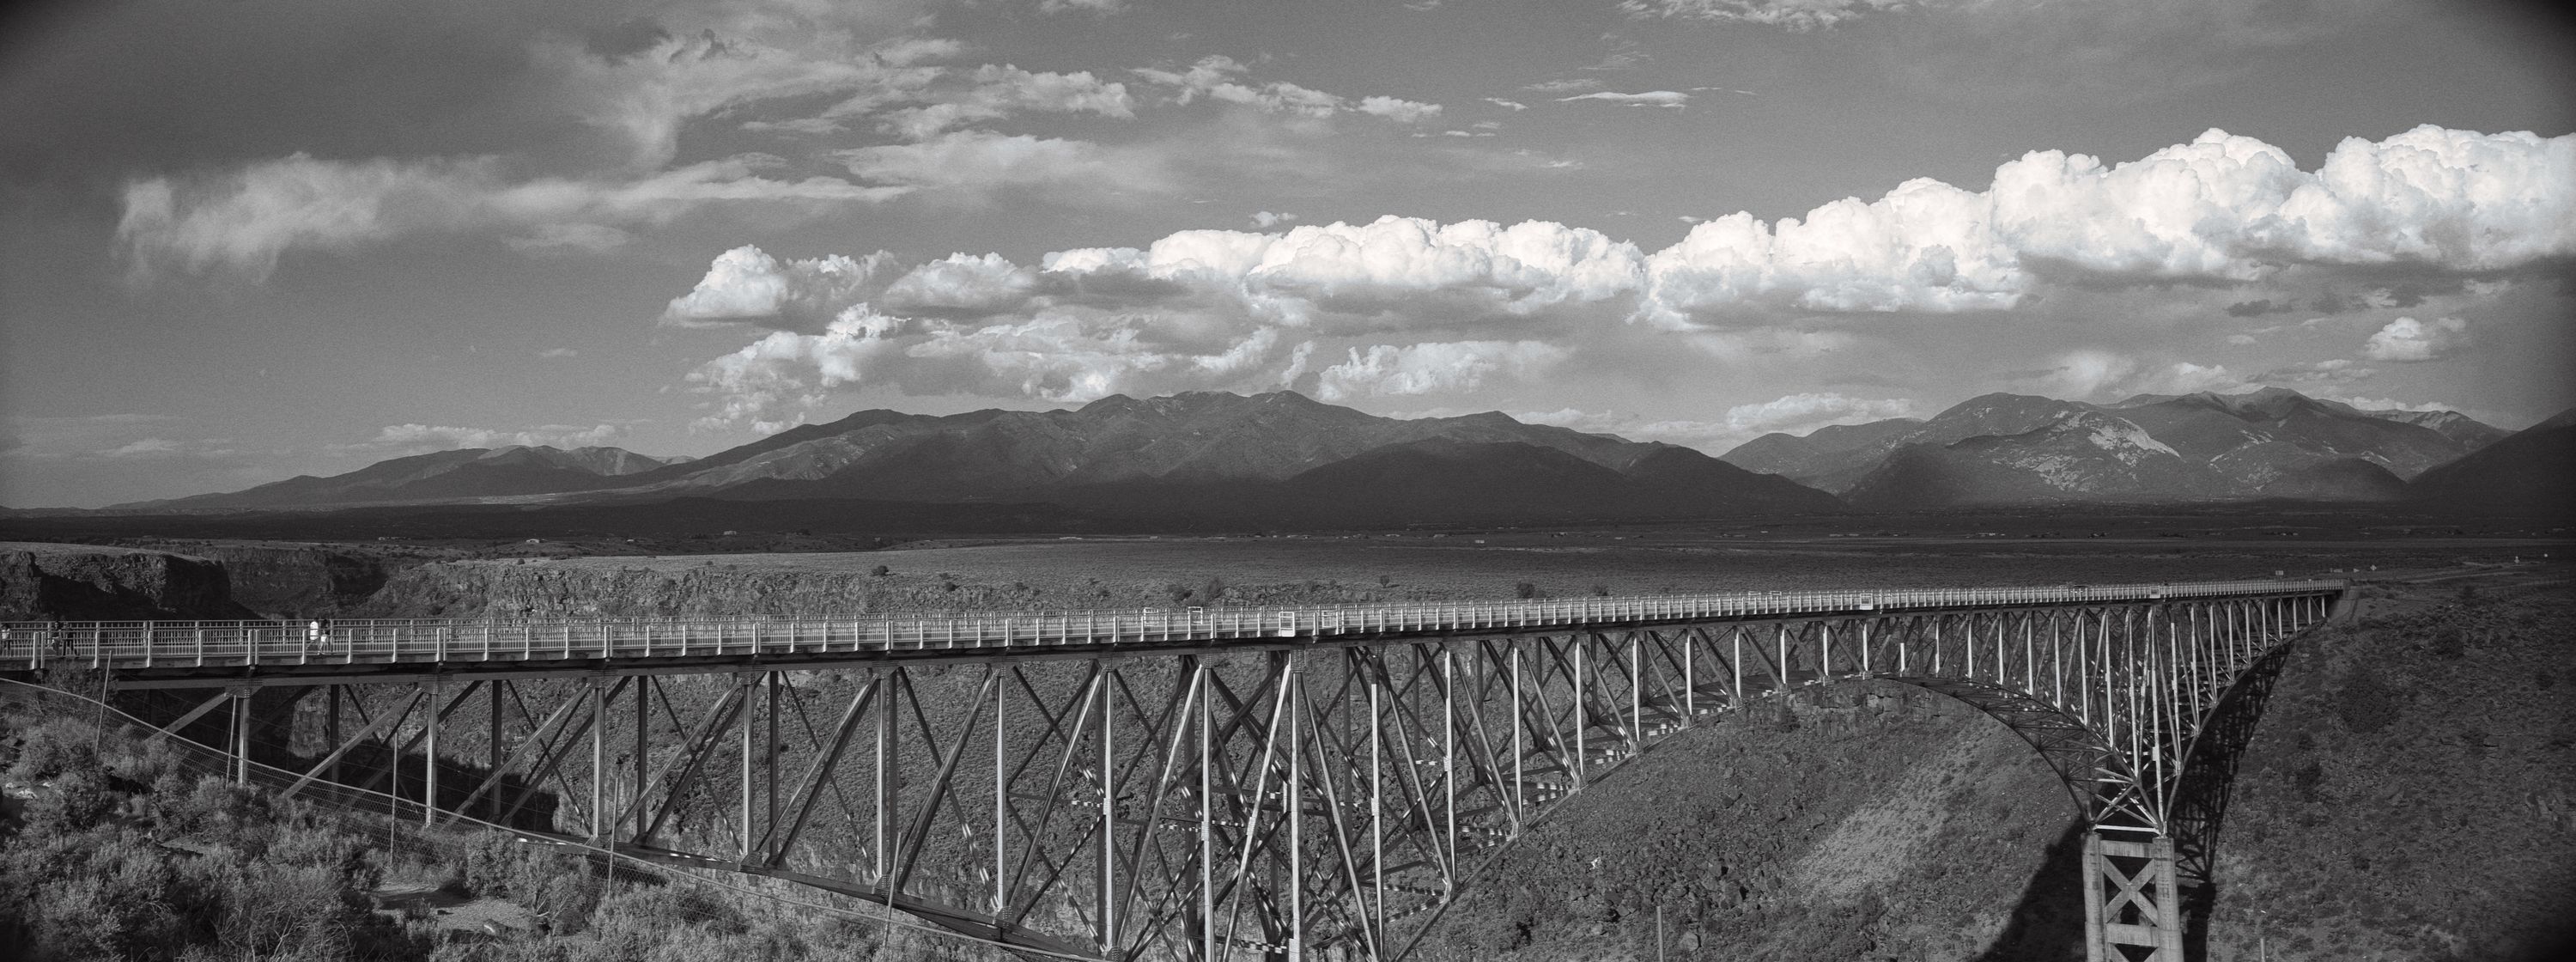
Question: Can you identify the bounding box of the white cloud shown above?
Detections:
[537,29,936,169]
[1619,0,1911,30]
[671,125,2573,425]
[118,155,902,283]
[1484,98,1529,111]
[341,423,631,455]
[1643,125,2576,326]
[1718,392,1919,436]
[1355,95,1443,123]
[537,347,580,359]
[1134,56,1442,122]
[835,131,1170,200]
[1039,0,1129,15]
[662,245,900,332]
[1251,210,1298,228]
[878,252,1038,317]
[2360,315,2469,362]
[1314,340,1566,401]
[875,64,1134,139]
[1522,78,1601,94]
[1556,90,1690,107]
[2331,395,2451,413]
[1520,392,1919,451]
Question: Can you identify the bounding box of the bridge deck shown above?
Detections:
[1,578,2342,686]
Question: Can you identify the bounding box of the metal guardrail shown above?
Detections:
[0,578,2346,673]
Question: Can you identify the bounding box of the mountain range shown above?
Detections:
[81,387,2568,526]
[1720,387,2523,508]
[117,392,1837,525]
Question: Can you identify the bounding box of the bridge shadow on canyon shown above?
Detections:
[1968,640,2297,962]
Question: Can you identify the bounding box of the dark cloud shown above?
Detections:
[2225,298,2293,317]
[585,17,671,62]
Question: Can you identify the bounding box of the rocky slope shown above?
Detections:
[0,542,260,620]
[2199,572,2575,961]
[1728,387,2497,506]
[1413,682,2081,962]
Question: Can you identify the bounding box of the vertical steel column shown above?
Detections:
[422,677,440,825]
[1572,636,1587,788]
[635,676,650,839]
[1682,629,1696,719]
[1730,629,1744,704]
[1510,644,1523,821]
[739,673,755,862]
[995,671,1009,916]
[589,676,607,841]
[1100,660,1117,953]
[765,671,781,862]
[1858,619,1872,676]
[2081,831,2106,962]
[1777,624,1789,688]
[1371,654,1387,910]
[1442,642,1455,865]
[229,685,252,785]
[1628,632,1641,751]
[874,668,893,886]
[1287,653,1304,962]
[1196,661,1214,962]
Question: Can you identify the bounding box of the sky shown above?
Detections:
[1,0,2571,508]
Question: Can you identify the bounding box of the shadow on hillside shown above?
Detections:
[1968,638,2300,962]
[2170,642,2295,959]
[1968,819,2088,962]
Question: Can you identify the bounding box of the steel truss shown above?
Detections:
[78,585,2342,960]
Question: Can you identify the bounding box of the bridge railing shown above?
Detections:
[0,578,2344,673]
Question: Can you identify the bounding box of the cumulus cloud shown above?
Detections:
[671,125,2572,425]
[1556,90,1690,107]
[117,155,902,283]
[1251,210,1299,228]
[1641,125,2576,326]
[2360,315,2469,362]
[662,245,900,331]
[1315,340,1566,401]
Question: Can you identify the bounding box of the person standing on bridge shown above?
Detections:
[305,618,333,656]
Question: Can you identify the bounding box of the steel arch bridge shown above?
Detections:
[5,576,2346,962]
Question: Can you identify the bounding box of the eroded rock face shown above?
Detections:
[171,544,392,618]
[0,543,260,620]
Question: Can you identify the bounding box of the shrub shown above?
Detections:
[2334,665,2405,734]
[1516,581,1540,600]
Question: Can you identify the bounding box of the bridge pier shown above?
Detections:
[2082,831,2186,961]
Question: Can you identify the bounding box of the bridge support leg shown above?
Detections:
[228,685,253,784]
[2083,831,2185,961]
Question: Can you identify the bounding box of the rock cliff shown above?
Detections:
[0,542,260,620]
